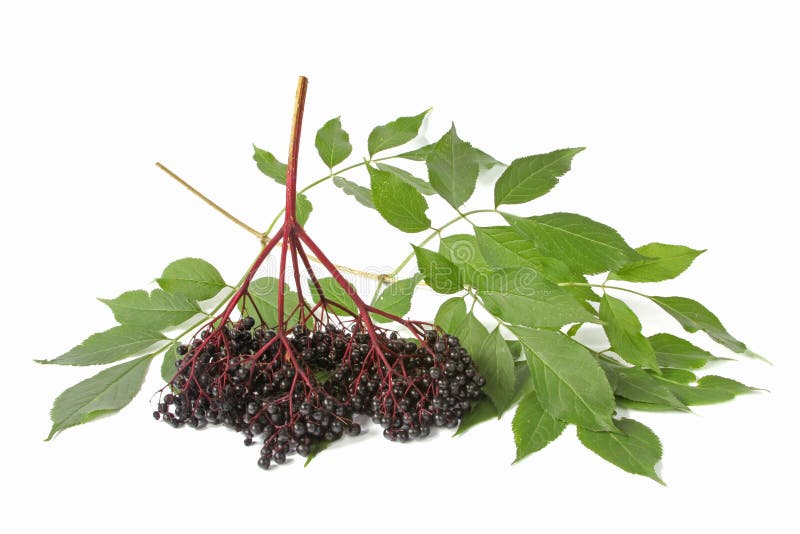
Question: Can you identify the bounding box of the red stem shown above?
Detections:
[284,76,308,223]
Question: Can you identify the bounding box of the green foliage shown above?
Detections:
[46,355,154,440]
[425,125,480,208]
[653,372,758,406]
[252,145,287,184]
[371,274,422,323]
[438,234,491,289]
[161,342,179,383]
[308,277,359,316]
[648,333,724,369]
[474,328,516,411]
[600,294,658,370]
[577,418,665,485]
[375,163,435,195]
[332,175,375,209]
[602,363,689,412]
[368,109,429,157]
[474,225,597,302]
[296,192,313,227]
[504,212,642,275]
[513,327,617,432]
[512,391,567,463]
[477,268,598,328]
[494,148,584,207]
[99,289,201,331]
[369,166,431,233]
[650,296,749,354]
[37,325,167,366]
[610,243,705,283]
[245,277,301,326]
[156,257,227,302]
[434,298,488,356]
[453,398,498,436]
[413,246,462,294]
[315,117,352,168]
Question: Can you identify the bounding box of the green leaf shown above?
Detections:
[610,243,705,283]
[368,109,430,156]
[507,340,523,360]
[99,289,201,331]
[304,440,333,467]
[439,234,491,289]
[478,267,598,328]
[696,375,758,395]
[46,355,154,440]
[296,192,312,227]
[566,323,583,337]
[313,369,331,383]
[473,328,516,411]
[650,369,759,405]
[471,147,504,169]
[309,277,359,316]
[413,246,462,294]
[456,311,491,358]
[653,377,732,406]
[252,145,287,184]
[511,327,617,432]
[512,391,568,463]
[649,333,723,369]
[425,124,480,208]
[453,398,498,436]
[314,117,352,168]
[438,305,489,357]
[602,363,688,411]
[655,368,697,384]
[435,298,467,334]
[456,359,534,436]
[396,143,434,161]
[599,294,658,370]
[504,212,642,275]
[332,175,375,209]
[494,148,585,207]
[510,360,536,404]
[650,296,748,354]
[434,301,489,364]
[615,398,685,412]
[369,166,431,233]
[375,163,435,195]
[156,257,227,302]
[37,325,167,366]
[242,277,300,327]
[371,274,422,323]
[474,225,598,302]
[577,418,665,485]
[161,342,179,382]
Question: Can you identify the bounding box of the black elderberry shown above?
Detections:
[296,443,311,457]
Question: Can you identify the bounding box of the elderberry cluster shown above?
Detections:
[154,316,485,470]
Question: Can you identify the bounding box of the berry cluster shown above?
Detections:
[153,77,486,470]
[155,316,485,469]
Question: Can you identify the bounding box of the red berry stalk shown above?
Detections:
[156,77,486,469]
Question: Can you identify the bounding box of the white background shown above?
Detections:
[1,1,797,532]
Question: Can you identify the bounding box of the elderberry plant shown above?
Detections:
[39,77,765,483]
